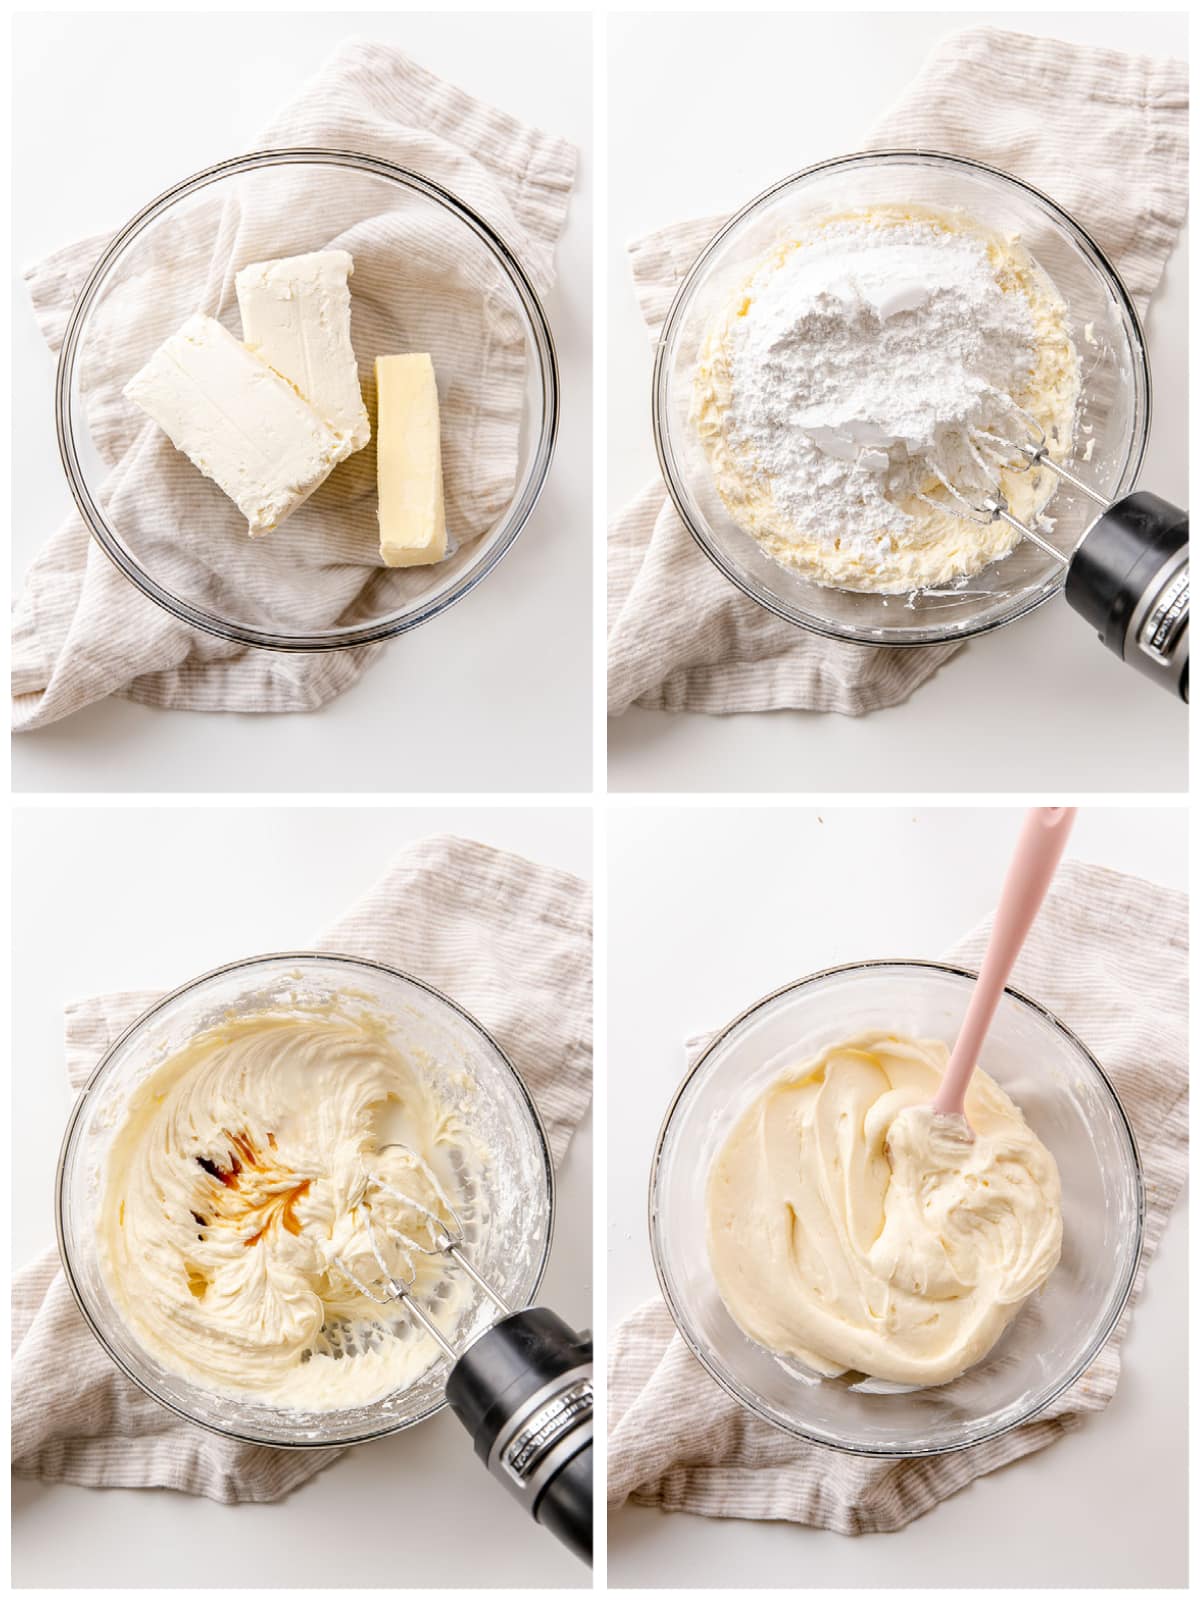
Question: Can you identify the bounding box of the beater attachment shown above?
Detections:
[333,1144,509,1360]
[918,389,1109,566]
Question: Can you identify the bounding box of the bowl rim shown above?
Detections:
[651,148,1152,647]
[54,949,557,1449]
[55,147,561,653]
[647,956,1146,1457]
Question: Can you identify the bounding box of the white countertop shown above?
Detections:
[12,807,592,1588]
[608,805,1187,1587]
[607,11,1189,794]
[12,11,592,794]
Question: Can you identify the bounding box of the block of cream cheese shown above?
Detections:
[375,354,447,567]
[125,314,348,537]
[236,250,371,453]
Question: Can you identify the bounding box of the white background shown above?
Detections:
[12,10,592,794]
[607,11,1189,793]
[607,803,1187,1587]
[11,805,593,1588]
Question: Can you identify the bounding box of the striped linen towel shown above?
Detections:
[608,860,1187,1531]
[12,836,592,1502]
[608,28,1188,717]
[13,42,576,729]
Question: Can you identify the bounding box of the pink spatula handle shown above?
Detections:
[932,807,1077,1120]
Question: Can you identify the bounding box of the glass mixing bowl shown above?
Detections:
[653,151,1150,645]
[56,953,554,1448]
[56,149,559,651]
[649,960,1143,1456]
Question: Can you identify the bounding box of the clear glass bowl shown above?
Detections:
[649,960,1143,1456]
[653,151,1151,646]
[56,953,554,1448]
[56,149,559,651]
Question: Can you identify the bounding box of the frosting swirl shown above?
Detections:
[707,1032,1062,1386]
[98,1007,484,1410]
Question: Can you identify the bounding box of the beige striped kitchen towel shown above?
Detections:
[608,27,1188,716]
[608,860,1187,1531]
[14,41,576,730]
[12,835,592,1503]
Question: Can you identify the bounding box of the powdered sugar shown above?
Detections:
[727,216,1036,554]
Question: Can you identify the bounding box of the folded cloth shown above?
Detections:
[14,41,576,730]
[608,27,1188,718]
[13,835,592,1504]
[608,859,1186,1533]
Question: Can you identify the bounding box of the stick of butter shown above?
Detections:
[124,314,346,537]
[236,251,371,454]
[375,354,447,567]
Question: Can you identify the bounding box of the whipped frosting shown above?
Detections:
[98,1007,487,1411]
[691,207,1080,593]
[707,1032,1063,1387]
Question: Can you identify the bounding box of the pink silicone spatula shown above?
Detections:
[932,806,1077,1128]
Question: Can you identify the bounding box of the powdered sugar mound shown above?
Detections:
[728,218,1036,552]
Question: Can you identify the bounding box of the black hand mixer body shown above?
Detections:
[337,1150,594,1564]
[447,1307,593,1564]
[1065,490,1188,700]
[953,405,1188,699]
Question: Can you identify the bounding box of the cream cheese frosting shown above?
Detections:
[691,207,1080,593]
[98,1007,487,1411]
[707,1032,1063,1387]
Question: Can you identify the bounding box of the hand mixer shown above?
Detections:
[335,1144,593,1565]
[930,394,1188,699]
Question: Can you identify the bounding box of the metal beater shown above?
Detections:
[334,1145,593,1565]
[926,391,1188,699]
